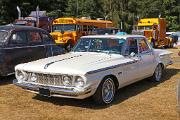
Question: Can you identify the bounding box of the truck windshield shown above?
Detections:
[52,24,76,32]
[72,38,125,54]
[0,31,8,43]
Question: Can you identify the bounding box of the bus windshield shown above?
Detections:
[52,24,76,32]
[138,26,152,30]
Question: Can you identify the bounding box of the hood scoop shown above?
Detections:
[44,55,82,69]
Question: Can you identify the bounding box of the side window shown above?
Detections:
[29,31,42,43]
[76,25,81,31]
[83,25,87,31]
[125,38,138,55]
[139,38,150,53]
[10,31,27,45]
[42,33,53,43]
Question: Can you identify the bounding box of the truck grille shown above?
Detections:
[27,73,64,86]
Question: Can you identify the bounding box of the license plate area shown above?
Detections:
[39,88,50,97]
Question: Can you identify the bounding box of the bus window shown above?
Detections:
[83,25,88,31]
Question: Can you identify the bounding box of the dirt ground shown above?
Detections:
[0,47,179,120]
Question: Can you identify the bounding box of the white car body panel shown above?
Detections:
[14,35,173,99]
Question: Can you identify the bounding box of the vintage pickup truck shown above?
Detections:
[14,35,173,105]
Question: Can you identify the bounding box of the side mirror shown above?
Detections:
[130,52,136,57]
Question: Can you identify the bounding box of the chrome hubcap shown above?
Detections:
[155,64,162,81]
[102,78,115,103]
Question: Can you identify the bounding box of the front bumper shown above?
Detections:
[13,79,92,99]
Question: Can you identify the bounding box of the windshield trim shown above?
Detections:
[72,38,126,55]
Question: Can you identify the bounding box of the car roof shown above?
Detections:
[81,35,145,39]
[0,25,46,32]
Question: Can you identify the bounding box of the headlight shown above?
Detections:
[15,70,28,82]
[74,76,85,88]
[62,75,72,86]
[30,73,37,82]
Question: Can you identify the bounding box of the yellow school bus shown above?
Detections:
[50,17,113,50]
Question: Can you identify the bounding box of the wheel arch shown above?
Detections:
[159,62,165,70]
[102,74,119,90]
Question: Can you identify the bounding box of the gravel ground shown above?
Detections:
[0,47,179,120]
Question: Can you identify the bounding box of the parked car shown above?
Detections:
[14,35,173,105]
[0,25,64,76]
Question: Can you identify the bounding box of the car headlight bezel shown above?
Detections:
[74,76,85,88]
[15,70,28,82]
[30,73,37,82]
[62,75,72,87]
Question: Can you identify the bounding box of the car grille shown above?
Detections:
[27,73,65,86]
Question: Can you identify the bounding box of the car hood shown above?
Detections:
[16,52,131,75]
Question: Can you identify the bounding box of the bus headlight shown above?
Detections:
[15,70,28,82]
[74,76,85,88]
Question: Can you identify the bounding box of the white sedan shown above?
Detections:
[14,35,173,105]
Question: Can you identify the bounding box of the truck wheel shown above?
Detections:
[170,43,174,48]
[151,64,163,82]
[93,77,116,105]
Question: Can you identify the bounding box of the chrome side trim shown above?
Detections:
[3,44,54,50]
[44,55,82,69]
[86,60,138,75]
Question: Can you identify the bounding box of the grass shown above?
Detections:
[0,47,179,120]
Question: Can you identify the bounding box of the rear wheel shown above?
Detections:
[152,64,163,82]
[93,77,116,105]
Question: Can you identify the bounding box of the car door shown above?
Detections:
[122,37,141,85]
[137,37,156,78]
[27,30,46,61]
[4,30,30,74]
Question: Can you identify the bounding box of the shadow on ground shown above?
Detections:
[32,68,179,109]
[0,75,15,86]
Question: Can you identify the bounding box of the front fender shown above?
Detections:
[85,70,117,95]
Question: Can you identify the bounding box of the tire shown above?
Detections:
[152,64,163,82]
[170,43,174,48]
[93,77,116,105]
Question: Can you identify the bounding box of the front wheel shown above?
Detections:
[152,64,163,82]
[93,77,116,105]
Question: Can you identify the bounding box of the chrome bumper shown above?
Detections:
[13,79,92,99]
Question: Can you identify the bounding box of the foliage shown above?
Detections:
[0,0,179,32]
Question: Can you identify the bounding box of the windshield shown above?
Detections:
[52,24,76,32]
[73,38,126,54]
[138,26,152,30]
[0,31,8,42]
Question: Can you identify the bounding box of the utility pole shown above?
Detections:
[76,0,78,17]
[105,15,108,28]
